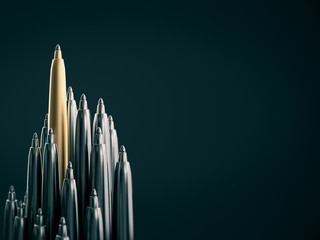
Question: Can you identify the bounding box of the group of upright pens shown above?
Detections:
[3,45,134,240]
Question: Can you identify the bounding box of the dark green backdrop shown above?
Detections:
[0,1,319,239]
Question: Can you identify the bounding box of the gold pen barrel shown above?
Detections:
[48,45,68,189]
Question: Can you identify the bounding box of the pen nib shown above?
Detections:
[55,44,61,51]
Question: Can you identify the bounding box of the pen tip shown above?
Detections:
[60,217,66,225]
[9,186,15,192]
[45,114,48,119]
[68,86,73,92]
[91,188,97,196]
[80,94,86,101]
[98,98,104,104]
[55,44,61,51]
[68,161,72,169]
[48,128,54,135]
[96,127,102,135]
[37,208,42,215]
[120,145,126,152]
[33,132,38,139]
[108,115,113,121]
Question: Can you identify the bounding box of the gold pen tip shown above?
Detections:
[55,44,61,51]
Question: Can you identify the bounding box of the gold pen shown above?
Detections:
[48,44,68,189]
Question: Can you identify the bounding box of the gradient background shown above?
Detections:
[0,1,319,239]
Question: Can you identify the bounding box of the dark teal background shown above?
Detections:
[0,1,319,239]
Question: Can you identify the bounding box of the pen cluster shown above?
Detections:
[3,46,133,240]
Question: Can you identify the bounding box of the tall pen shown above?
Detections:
[48,44,68,188]
[75,94,91,239]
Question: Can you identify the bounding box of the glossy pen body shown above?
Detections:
[48,45,68,188]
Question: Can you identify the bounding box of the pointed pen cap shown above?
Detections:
[54,44,62,58]
[47,128,55,143]
[65,161,74,180]
[108,115,115,130]
[16,201,24,217]
[31,132,39,148]
[57,217,69,238]
[8,185,16,201]
[94,127,103,145]
[88,189,99,208]
[43,114,48,128]
[79,94,88,109]
[35,208,44,226]
[67,86,74,101]
[119,145,128,163]
[96,98,106,113]
[23,191,28,205]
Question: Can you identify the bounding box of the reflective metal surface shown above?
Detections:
[85,189,104,240]
[61,162,79,240]
[92,98,111,165]
[90,127,112,240]
[67,86,77,168]
[22,192,28,218]
[26,132,43,239]
[42,129,61,240]
[112,146,134,240]
[32,208,47,240]
[40,114,49,156]
[3,45,136,240]
[55,217,69,240]
[4,186,18,240]
[75,94,91,239]
[13,201,27,240]
[108,115,118,192]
